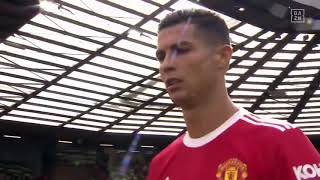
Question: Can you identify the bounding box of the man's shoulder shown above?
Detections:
[239,111,296,134]
[233,111,303,145]
[151,134,184,164]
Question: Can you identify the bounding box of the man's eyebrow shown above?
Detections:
[156,41,192,54]
[163,41,192,51]
[176,40,192,47]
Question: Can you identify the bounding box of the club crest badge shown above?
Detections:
[216,158,248,180]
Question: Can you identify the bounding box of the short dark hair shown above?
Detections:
[158,9,230,45]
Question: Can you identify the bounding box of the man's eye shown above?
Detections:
[156,52,165,62]
[175,48,188,54]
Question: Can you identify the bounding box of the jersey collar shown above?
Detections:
[183,108,248,148]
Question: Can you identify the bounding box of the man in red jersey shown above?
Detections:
[147,9,320,180]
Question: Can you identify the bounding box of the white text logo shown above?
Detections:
[293,163,320,180]
[291,9,305,23]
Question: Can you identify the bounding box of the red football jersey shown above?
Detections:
[147,108,320,180]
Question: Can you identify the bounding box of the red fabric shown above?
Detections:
[147,113,320,180]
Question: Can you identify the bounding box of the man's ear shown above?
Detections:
[216,45,233,71]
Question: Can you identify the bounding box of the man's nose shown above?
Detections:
[159,51,177,75]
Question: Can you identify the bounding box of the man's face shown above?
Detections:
[156,23,225,107]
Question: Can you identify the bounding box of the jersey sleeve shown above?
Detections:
[274,127,320,179]
[147,158,157,180]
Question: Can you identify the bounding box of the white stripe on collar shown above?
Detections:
[183,108,247,148]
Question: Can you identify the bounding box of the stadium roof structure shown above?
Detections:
[0,0,320,149]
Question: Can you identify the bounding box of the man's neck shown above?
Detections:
[182,95,238,138]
